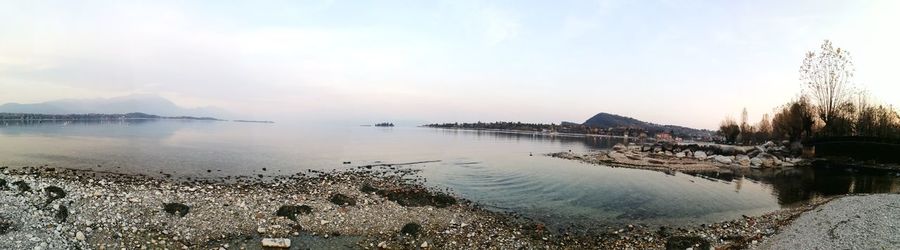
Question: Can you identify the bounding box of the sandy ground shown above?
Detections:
[756,194,900,250]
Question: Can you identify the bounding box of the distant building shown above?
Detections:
[655,132,674,142]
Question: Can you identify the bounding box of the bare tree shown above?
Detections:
[800,40,855,135]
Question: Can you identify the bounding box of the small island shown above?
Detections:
[374,122,395,127]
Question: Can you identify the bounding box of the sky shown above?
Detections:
[1,0,898,129]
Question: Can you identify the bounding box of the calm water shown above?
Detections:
[2,120,898,229]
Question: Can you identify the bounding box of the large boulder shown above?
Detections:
[694,151,708,160]
[757,153,778,168]
[750,157,763,167]
[714,155,733,164]
[675,151,686,158]
[612,143,627,153]
[736,155,751,166]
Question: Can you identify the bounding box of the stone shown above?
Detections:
[714,155,733,164]
[694,151,708,160]
[329,193,356,206]
[55,205,69,222]
[420,241,429,248]
[750,157,763,167]
[607,151,626,161]
[401,222,422,237]
[163,203,190,217]
[675,152,686,158]
[261,238,290,248]
[275,205,312,221]
[12,180,31,193]
[44,186,67,204]
[736,155,751,166]
[612,143,627,153]
[625,153,642,161]
[75,231,85,241]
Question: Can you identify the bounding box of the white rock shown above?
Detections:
[714,155,733,164]
[420,241,429,248]
[736,155,751,166]
[75,231,85,241]
[261,238,291,248]
[256,226,267,234]
[675,152,686,158]
[694,151,708,159]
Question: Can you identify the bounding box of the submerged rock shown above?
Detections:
[163,203,190,217]
[329,194,357,206]
[376,188,456,208]
[275,205,312,221]
[401,222,422,237]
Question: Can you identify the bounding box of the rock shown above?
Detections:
[762,141,776,149]
[0,216,12,235]
[612,143,627,153]
[257,226,267,234]
[694,151,708,159]
[648,158,666,164]
[665,236,710,250]
[625,153,642,161]
[44,186,66,204]
[736,155,751,166]
[608,151,627,161]
[275,205,312,221]
[75,231,85,241]
[163,203,190,217]
[714,155,733,164]
[55,205,69,222]
[360,183,379,193]
[261,238,290,248]
[0,178,7,190]
[376,187,457,208]
[675,152,686,158]
[377,241,388,249]
[12,180,30,193]
[401,222,422,237]
[750,157,763,167]
[420,241,429,248]
[329,193,357,206]
[757,153,778,168]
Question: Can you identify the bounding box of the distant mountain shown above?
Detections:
[582,112,712,138]
[0,94,232,119]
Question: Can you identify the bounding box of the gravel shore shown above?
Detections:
[756,194,900,249]
[1,164,888,249]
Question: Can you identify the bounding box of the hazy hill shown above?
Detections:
[0,94,231,119]
[582,112,712,138]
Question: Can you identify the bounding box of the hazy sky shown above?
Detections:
[1,0,898,128]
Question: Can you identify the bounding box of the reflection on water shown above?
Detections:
[1,120,898,229]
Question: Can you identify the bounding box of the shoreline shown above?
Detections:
[0,165,875,249]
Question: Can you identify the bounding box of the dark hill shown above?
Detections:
[582,112,712,138]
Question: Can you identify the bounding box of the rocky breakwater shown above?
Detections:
[549,141,805,173]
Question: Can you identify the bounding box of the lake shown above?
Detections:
[2,119,898,230]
